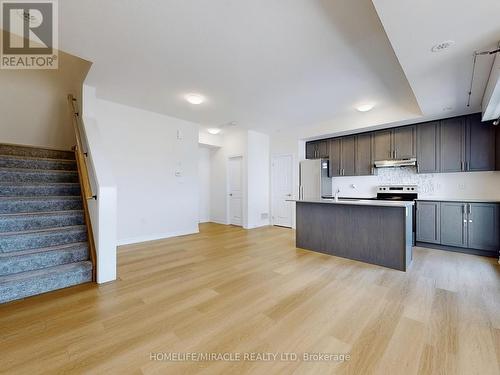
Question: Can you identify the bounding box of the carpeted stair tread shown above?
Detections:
[0,210,84,232]
[0,144,91,304]
[0,242,89,276]
[0,261,92,303]
[0,182,81,197]
[0,225,87,253]
[0,144,75,160]
[0,168,79,183]
[0,196,83,214]
[0,155,77,171]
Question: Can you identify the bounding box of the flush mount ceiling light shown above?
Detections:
[185,93,205,105]
[356,104,375,112]
[207,128,222,135]
[431,40,455,53]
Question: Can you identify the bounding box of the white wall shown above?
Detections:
[270,133,304,228]
[247,131,271,228]
[331,168,500,200]
[82,85,117,284]
[0,34,91,150]
[198,145,212,223]
[90,94,200,245]
[210,129,248,226]
[204,128,271,229]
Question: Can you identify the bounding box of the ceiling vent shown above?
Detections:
[431,41,455,53]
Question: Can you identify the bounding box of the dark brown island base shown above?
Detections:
[294,199,414,271]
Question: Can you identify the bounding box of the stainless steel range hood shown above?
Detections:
[374,158,417,168]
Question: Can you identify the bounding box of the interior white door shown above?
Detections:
[228,156,243,226]
[272,155,293,228]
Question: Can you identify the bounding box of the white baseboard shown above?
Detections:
[208,218,230,225]
[118,227,200,246]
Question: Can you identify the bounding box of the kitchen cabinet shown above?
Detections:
[417,200,499,253]
[306,113,497,174]
[417,121,440,173]
[440,202,468,248]
[439,115,496,173]
[497,127,500,170]
[393,126,416,159]
[466,114,496,171]
[373,130,392,161]
[468,203,500,251]
[340,136,356,176]
[440,117,466,173]
[305,142,316,159]
[373,126,415,161]
[329,137,357,177]
[355,133,373,176]
[306,140,329,159]
[416,201,440,244]
[328,139,341,177]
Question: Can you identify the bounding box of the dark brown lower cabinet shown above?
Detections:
[417,200,499,255]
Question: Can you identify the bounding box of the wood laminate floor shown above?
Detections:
[1,223,499,374]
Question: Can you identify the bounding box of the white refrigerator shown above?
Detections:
[299,159,332,200]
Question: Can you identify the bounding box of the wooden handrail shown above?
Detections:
[67,94,97,282]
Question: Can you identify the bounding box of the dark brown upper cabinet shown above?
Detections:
[329,137,356,177]
[306,140,329,159]
[417,121,440,174]
[340,136,356,176]
[373,126,415,161]
[328,139,341,177]
[393,126,416,159]
[439,115,496,173]
[355,133,373,176]
[372,130,392,161]
[305,141,316,159]
[440,117,466,173]
[465,113,496,172]
[307,113,496,175]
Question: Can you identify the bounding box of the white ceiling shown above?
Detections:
[372,0,500,118]
[58,1,499,137]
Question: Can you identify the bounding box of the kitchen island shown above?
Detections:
[293,199,414,271]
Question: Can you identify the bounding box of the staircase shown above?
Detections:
[0,144,93,304]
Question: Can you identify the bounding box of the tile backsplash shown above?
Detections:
[331,167,500,200]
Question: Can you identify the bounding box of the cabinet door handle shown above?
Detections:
[461,161,464,171]
[465,161,469,171]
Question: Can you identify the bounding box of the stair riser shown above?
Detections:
[0,264,92,304]
[0,184,81,197]
[0,145,75,160]
[0,158,77,171]
[0,246,89,276]
[0,212,84,233]
[0,229,87,253]
[0,199,82,214]
[0,170,79,183]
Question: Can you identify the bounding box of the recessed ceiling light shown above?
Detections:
[207,128,221,135]
[185,93,205,105]
[356,104,375,112]
[431,41,455,53]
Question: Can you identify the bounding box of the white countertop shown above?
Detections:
[417,198,500,203]
[290,199,414,208]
